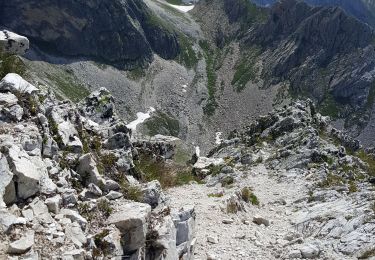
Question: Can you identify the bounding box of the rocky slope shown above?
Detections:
[1,31,375,260]
[169,100,375,259]
[0,0,180,69]
[251,0,375,27]
[192,0,375,147]
[0,33,196,259]
[3,0,375,151]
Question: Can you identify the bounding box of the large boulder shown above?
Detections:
[5,145,44,200]
[0,30,29,55]
[76,153,104,186]
[7,230,34,254]
[0,73,38,95]
[142,180,165,209]
[107,202,151,252]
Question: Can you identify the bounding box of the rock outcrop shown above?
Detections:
[0,30,29,55]
[0,0,180,68]
[0,67,196,259]
[168,100,375,259]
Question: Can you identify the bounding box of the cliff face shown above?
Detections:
[246,0,375,106]
[251,0,375,27]
[0,0,180,68]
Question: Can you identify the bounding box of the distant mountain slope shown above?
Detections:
[250,0,375,27]
[0,0,180,69]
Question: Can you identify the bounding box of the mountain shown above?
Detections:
[1,2,375,259]
[250,0,375,27]
[0,0,180,69]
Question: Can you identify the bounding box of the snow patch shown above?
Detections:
[195,146,200,157]
[215,132,223,145]
[126,107,155,132]
[165,3,195,12]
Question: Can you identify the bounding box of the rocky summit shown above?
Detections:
[1,1,375,260]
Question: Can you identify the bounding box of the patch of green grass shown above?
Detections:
[45,72,90,103]
[127,67,146,81]
[241,187,259,205]
[199,40,218,116]
[177,34,198,69]
[357,149,375,177]
[208,164,223,176]
[221,176,234,187]
[144,112,180,137]
[97,199,113,217]
[134,154,197,188]
[175,170,198,186]
[208,192,224,198]
[0,51,26,79]
[232,46,261,91]
[78,202,94,221]
[319,94,341,119]
[348,180,358,193]
[238,0,268,28]
[48,116,64,147]
[93,230,111,257]
[318,172,345,188]
[365,82,375,110]
[100,153,118,172]
[120,182,143,202]
[145,12,174,33]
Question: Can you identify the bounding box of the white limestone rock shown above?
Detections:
[76,153,104,186]
[0,73,38,95]
[6,145,43,199]
[7,230,34,254]
[107,202,151,252]
[0,30,29,55]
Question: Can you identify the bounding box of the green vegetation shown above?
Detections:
[365,82,375,110]
[120,182,144,202]
[199,40,218,116]
[48,116,64,147]
[320,95,341,118]
[144,112,180,137]
[93,230,111,257]
[100,153,118,172]
[177,34,198,69]
[358,247,375,259]
[97,199,113,217]
[208,164,223,176]
[318,172,345,188]
[208,192,224,198]
[231,46,261,91]
[348,180,358,193]
[0,51,26,79]
[221,176,234,187]
[145,12,174,33]
[45,72,89,103]
[357,149,375,177]
[134,154,198,188]
[241,187,259,205]
[127,67,146,81]
[78,203,94,221]
[237,0,268,28]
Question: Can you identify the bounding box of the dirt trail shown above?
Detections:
[167,164,309,260]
